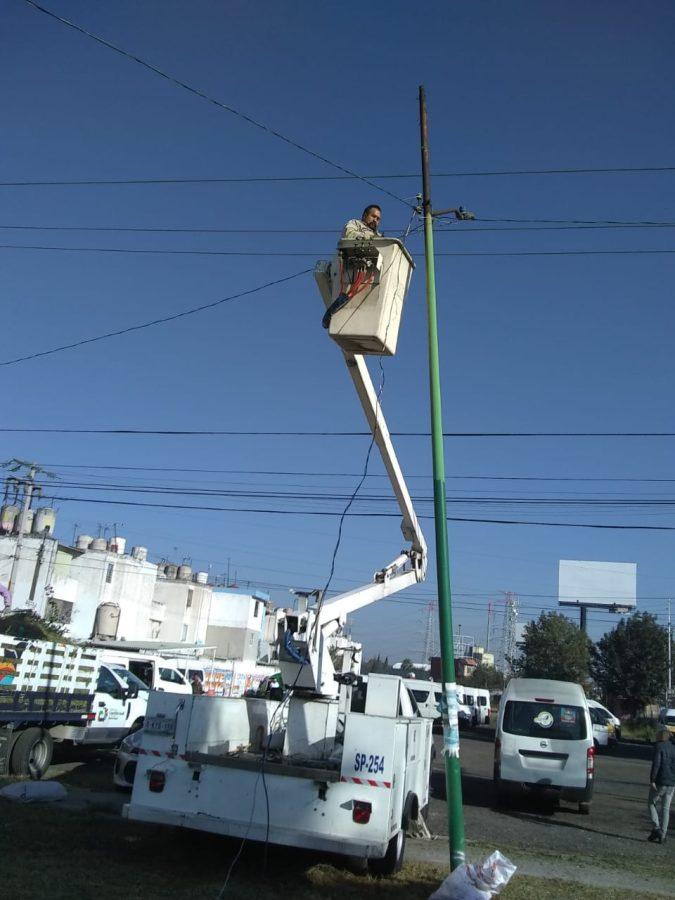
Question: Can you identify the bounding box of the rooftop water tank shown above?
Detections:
[109,536,126,555]
[131,546,148,563]
[91,538,108,551]
[164,564,178,579]
[76,534,93,551]
[0,505,19,534]
[33,507,56,536]
[93,602,120,641]
[195,571,209,585]
[23,510,35,534]
[314,237,414,356]
[178,565,192,581]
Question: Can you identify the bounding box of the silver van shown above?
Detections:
[494,677,594,814]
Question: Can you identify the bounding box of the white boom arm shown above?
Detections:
[277,349,427,696]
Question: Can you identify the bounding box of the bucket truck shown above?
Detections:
[125,238,432,874]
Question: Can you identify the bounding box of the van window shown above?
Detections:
[128,660,154,688]
[410,689,431,704]
[159,667,186,685]
[96,666,120,696]
[478,696,487,706]
[503,701,587,741]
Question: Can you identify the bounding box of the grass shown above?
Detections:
[0,801,670,900]
[622,718,658,742]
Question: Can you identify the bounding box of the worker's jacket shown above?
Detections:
[341,220,382,241]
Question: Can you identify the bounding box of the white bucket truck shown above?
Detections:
[126,239,434,873]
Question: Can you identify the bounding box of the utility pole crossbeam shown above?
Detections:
[419,84,466,871]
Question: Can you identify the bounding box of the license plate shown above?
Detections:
[145,716,175,735]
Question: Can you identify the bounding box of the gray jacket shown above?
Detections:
[650,739,675,786]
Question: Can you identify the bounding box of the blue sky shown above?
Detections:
[3,1,674,660]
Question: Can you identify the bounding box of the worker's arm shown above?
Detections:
[341,220,378,240]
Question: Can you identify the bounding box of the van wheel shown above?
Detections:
[10,728,53,779]
[578,801,591,815]
[128,718,144,734]
[369,828,405,876]
[493,777,508,807]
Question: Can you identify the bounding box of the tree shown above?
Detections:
[399,658,415,676]
[465,663,505,691]
[516,612,592,684]
[0,610,68,642]
[362,654,394,675]
[592,612,668,716]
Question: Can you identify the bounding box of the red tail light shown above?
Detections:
[586,745,595,777]
[352,800,372,824]
[85,712,96,723]
[148,771,166,793]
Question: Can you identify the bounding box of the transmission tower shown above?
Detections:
[421,601,438,662]
[499,592,519,673]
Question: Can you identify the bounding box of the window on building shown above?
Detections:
[254,601,261,618]
[105,563,114,584]
[181,624,188,641]
[186,588,194,610]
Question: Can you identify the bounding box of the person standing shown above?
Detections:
[648,725,675,843]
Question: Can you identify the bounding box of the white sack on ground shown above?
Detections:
[0,780,68,803]
[428,851,517,900]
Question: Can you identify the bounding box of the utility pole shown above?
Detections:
[7,463,38,602]
[419,84,466,870]
[668,599,672,700]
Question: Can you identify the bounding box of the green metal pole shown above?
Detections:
[419,84,466,870]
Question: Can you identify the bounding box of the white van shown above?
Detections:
[404,680,473,729]
[587,699,621,741]
[52,664,148,745]
[494,678,594,814]
[100,650,192,695]
[461,686,491,725]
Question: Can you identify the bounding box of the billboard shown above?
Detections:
[558,560,636,610]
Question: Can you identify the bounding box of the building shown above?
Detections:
[153,566,212,644]
[205,589,272,662]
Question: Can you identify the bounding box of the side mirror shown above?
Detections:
[124,684,139,700]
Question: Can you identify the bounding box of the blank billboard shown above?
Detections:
[558,560,637,609]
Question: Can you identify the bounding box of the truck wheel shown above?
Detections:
[578,801,591,815]
[10,728,53,779]
[128,718,144,734]
[368,828,406,876]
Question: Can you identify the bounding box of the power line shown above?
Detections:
[0,267,311,367]
[35,492,675,530]
[2,165,674,187]
[0,220,673,234]
[22,0,409,207]
[40,462,675,484]
[3,428,675,437]
[2,243,675,258]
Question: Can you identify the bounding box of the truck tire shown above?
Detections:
[369,828,406,876]
[10,728,53,779]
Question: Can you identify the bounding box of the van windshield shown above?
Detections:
[410,689,431,703]
[110,666,149,693]
[503,700,587,741]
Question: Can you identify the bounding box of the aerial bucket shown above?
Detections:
[315,237,414,356]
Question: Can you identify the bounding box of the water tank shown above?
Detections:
[0,505,19,534]
[92,602,120,640]
[33,507,56,535]
[131,545,148,563]
[76,534,93,551]
[314,237,414,356]
[109,536,126,555]
[91,538,108,551]
[164,564,178,579]
[195,571,209,585]
[178,565,192,581]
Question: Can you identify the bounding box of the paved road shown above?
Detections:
[428,728,670,870]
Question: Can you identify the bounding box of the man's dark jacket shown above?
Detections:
[650,738,675,786]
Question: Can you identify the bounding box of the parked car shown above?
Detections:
[493,677,595,814]
[658,707,675,737]
[587,698,621,741]
[113,727,143,789]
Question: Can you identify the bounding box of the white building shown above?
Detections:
[206,589,272,662]
[153,568,212,645]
